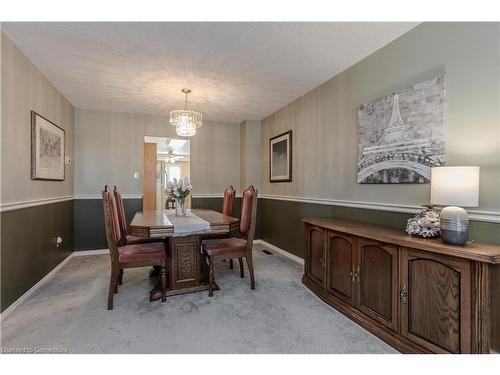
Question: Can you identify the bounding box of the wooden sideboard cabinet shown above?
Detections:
[302,217,500,354]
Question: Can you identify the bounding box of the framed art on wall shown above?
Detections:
[357,75,446,184]
[269,130,292,182]
[31,111,65,181]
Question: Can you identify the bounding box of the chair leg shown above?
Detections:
[208,258,214,297]
[229,258,234,269]
[114,268,120,293]
[246,257,255,290]
[118,269,123,285]
[160,265,167,303]
[238,258,244,278]
[108,267,119,310]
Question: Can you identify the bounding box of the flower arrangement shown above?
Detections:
[405,206,440,238]
[166,178,193,215]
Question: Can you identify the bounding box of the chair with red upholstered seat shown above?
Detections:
[102,186,167,310]
[221,185,237,270]
[222,185,236,216]
[114,186,164,246]
[113,186,166,285]
[201,185,258,296]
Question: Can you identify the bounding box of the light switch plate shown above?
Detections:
[65,155,72,166]
[133,171,140,180]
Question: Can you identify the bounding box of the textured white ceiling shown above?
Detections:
[2,22,418,123]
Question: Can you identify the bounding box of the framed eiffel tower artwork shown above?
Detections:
[357,75,446,184]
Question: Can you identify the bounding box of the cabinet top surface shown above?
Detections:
[303,217,500,264]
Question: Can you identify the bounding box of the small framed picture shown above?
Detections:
[269,130,292,183]
[31,111,65,181]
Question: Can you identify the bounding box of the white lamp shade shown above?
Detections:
[430,166,480,207]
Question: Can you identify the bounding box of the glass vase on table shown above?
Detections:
[165,177,193,217]
[175,197,187,216]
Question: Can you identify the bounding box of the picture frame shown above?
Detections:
[31,111,65,181]
[269,130,292,183]
[356,75,446,184]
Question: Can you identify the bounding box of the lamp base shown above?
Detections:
[440,206,469,246]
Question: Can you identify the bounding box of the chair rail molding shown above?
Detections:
[0,195,74,212]
[74,194,143,200]
[259,194,500,223]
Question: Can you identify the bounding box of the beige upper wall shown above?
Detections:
[240,120,262,192]
[74,109,240,196]
[261,23,500,213]
[1,32,75,204]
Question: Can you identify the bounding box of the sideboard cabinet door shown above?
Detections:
[326,231,357,305]
[305,224,326,288]
[400,248,472,353]
[355,238,399,332]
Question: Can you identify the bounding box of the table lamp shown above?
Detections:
[430,166,480,245]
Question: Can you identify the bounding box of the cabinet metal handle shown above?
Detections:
[320,258,325,268]
[355,266,361,284]
[350,265,356,283]
[400,283,408,304]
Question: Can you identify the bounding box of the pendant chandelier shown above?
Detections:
[170,88,202,137]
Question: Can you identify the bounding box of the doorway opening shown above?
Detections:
[143,136,190,211]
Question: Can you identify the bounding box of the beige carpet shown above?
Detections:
[0,244,397,354]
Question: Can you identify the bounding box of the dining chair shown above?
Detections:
[201,185,258,296]
[114,186,167,284]
[222,185,236,216]
[165,197,176,209]
[103,186,167,310]
[222,185,236,269]
[114,186,165,246]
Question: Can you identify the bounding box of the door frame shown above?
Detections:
[143,142,157,211]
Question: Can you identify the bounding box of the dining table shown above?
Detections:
[129,208,239,300]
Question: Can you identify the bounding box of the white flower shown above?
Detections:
[426,210,439,220]
[406,220,420,235]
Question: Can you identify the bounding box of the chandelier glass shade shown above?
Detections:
[170,89,202,137]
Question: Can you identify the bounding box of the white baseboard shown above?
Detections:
[73,249,108,256]
[1,248,109,322]
[0,254,74,321]
[254,239,304,265]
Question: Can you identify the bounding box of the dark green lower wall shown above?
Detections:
[74,197,262,251]
[260,198,500,259]
[74,198,142,251]
[1,200,74,312]
[2,196,497,312]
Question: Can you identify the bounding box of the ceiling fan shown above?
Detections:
[163,150,183,164]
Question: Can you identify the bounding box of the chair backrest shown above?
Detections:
[239,185,258,251]
[222,185,236,216]
[166,197,176,209]
[102,185,121,261]
[113,186,128,241]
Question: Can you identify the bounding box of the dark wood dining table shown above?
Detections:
[130,209,239,300]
